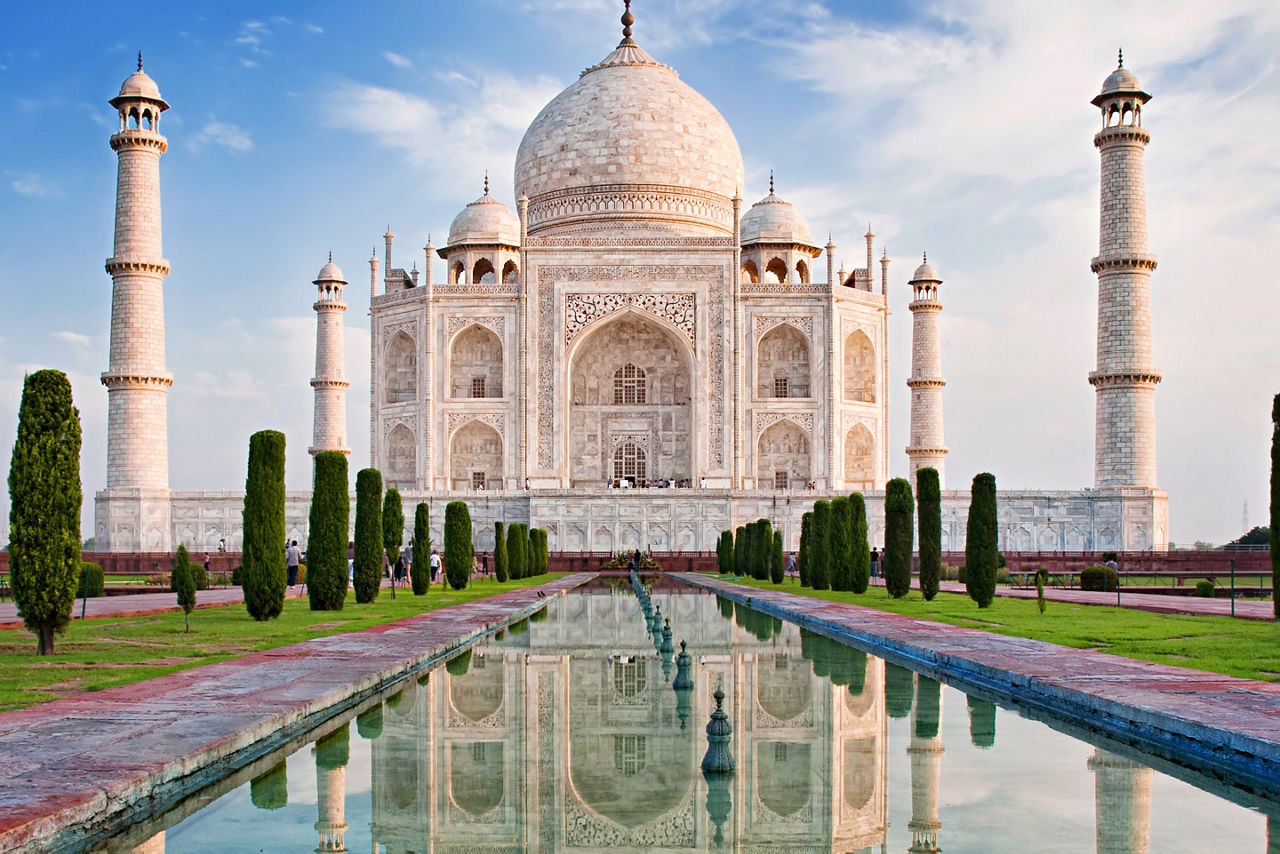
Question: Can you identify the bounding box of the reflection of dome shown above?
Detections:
[446,185,520,248]
[740,189,815,247]
[514,37,744,237]
[315,259,345,282]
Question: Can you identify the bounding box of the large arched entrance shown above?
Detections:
[567,313,693,486]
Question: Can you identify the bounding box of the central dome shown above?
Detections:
[514,40,744,238]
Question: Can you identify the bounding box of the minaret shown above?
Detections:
[906,255,946,488]
[310,256,349,456]
[880,247,891,485]
[100,54,173,551]
[907,675,944,853]
[1088,748,1151,854]
[1089,51,1160,488]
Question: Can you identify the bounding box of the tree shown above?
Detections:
[382,488,405,583]
[753,519,772,580]
[1230,526,1271,546]
[810,500,832,590]
[411,503,431,594]
[493,521,509,582]
[531,528,549,575]
[717,529,733,575]
[520,523,533,579]
[444,501,473,590]
[771,529,784,584]
[242,430,286,621]
[884,477,914,598]
[7,370,82,655]
[353,468,383,603]
[798,512,812,587]
[849,492,870,594]
[966,472,999,608]
[829,496,853,591]
[507,522,526,580]
[173,544,196,632]
[917,468,942,601]
[1272,394,1279,619]
[733,525,747,576]
[308,451,349,610]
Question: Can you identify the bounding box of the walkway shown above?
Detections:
[0,574,588,852]
[0,585,312,629]
[681,574,1280,801]
[936,579,1276,621]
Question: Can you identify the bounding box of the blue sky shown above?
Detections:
[2,0,1278,544]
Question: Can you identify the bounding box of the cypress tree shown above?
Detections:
[444,500,472,590]
[830,496,853,591]
[250,761,288,811]
[917,467,942,601]
[7,370,82,654]
[850,492,870,593]
[507,523,525,580]
[1272,394,1279,619]
[493,521,509,582]
[308,451,349,610]
[733,525,747,576]
[798,512,812,587]
[315,722,350,772]
[810,500,832,590]
[884,662,915,719]
[966,472,999,607]
[242,430,286,621]
[754,519,772,580]
[353,468,383,603]
[530,528,548,575]
[173,544,196,632]
[382,488,404,580]
[771,528,784,584]
[717,529,733,575]
[915,676,942,739]
[411,503,430,594]
[967,695,997,749]
[520,523,533,578]
[884,477,914,598]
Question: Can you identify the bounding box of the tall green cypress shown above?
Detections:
[7,370,82,654]
[444,500,472,590]
[412,503,430,594]
[917,468,942,601]
[307,451,349,610]
[965,472,999,608]
[849,492,870,593]
[752,519,770,580]
[829,496,853,591]
[353,468,383,603]
[884,477,914,598]
[810,500,832,590]
[530,528,548,575]
[733,525,747,576]
[493,521,509,582]
[1272,394,1279,619]
[173,544,196,632]
[242,430,286,621]
[520,523,533,579]
[717,529,733,575]
[382,488,404,579]
[799,512,812,587]
[507,522,525,580]
[771,529,784,584]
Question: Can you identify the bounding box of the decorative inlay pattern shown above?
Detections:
[382,414,417,438]
[608,432,650,452]
[753,315,813,341]
[432,283,521,297]
[526,235,734,248]
[446,411,505,435]
[564,292,695,347]
[381,319,417,345]
[755,411,814,436]
[447,315,505,340]
[563,796,695,848]
[742,283,831,295]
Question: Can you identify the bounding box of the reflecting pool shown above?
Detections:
[106,581,1274,852]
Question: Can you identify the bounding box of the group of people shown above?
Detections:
[782,546,885,580]
[281,539,451,590]
[607,477,703,489]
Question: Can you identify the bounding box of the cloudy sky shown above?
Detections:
[2,0,1277,545]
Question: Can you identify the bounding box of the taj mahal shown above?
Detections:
[92,6,1167,555]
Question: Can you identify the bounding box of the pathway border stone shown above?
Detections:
[0,574,589,853]
[679,573,1280,800]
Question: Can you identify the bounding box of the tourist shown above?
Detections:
[481,552,489,575]
[203,553,211,582]
[870,547,880,582]
[786,551,797,577]
[217,538,226,553]
[429,549,441,582]
[286,539,301,587]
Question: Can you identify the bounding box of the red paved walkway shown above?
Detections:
[936,579,1276,620]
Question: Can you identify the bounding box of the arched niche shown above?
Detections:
[501,259,518,283]
[450,650,504,722]
[844,424,874,489]
[384,332,417,404]
[473,257,496,284]
[450,742,504,816]
[757,420,810,488]
[796,258,809,283]
[757,324,810,399]
[386,424,416,487]
[450,420,502,490]
[567,312,692,486]
[741,259,760,284]
[764,257,789,284]
[756,741,811,817]
[449,260,465,284]
[843,330,875,403]
[843,736,878,812]
[450,324,503,399]
[756,655,812,722]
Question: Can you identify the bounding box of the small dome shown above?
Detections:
[118,69,162,101]
[911,258,940,283]
[1100,65,1142,96]
[446,188,520,248]
[740,190,815,247]
[315,259,345,283]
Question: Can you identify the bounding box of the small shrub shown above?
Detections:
[1195,579,1216,598]
[957,564,967,585]
[193,566,209,591]
[231,565,243,586]
[147,572,171,587]
[995,567,1009,585]
[173,544,196,632]
[1101,551,1118,564]
[295,564,307,587]
[1036,567,1048,614]
[77,563,104,598]
[1081,566,1118,592]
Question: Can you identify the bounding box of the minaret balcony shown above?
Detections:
[1090,253,1157,273]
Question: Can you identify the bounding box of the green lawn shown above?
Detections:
[719,576,1280,683]
[0,574,567,712]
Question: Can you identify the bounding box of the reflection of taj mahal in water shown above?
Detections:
[94,4,1168,554]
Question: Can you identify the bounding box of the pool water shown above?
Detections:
[106,583,1273,852]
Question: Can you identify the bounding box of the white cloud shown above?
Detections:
[304,23,324,34]
[52,331,91,348]
[187,118,254,153]
[383,51,412,69]
[9,172,63,198]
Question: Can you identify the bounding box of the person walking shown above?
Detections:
[286,540,301,588]
[430,549,441,582]
[870,547,880,583]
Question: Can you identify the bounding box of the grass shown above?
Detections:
[0,574,567,712]
[720,576,1280,683]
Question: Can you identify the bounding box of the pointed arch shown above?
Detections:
[795,259,809,284]
[843,330,876,403]
[757,323,810,399]
[741,259,759,284]
[384,331,417,404]
[450,420,503,490]
[764,257,789,284]
[472,257,496,284]
[757,419,810,488]
[450,324,502,399]
[450,742,504,816]
[501,259,518,283]
[449,260,465,284]
[386,424,416,487]
[844,423,874,489]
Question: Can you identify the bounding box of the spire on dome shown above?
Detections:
[137,51,143,72]
[484,171,490,195]
[620,0,635,46]
[328,250,332,262]
[1117,47,1123,68]
[769,170,774,195]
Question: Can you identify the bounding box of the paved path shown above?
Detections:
[680,574,1280,802]
[0,574,589,852]
[937,579,1275,620]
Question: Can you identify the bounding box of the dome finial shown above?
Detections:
[923,251,927,263]
[137,51,143,72]
[484,171,489,195]
[1117,47,1124,68]
[328,250,332,263]
[769,170,774,195]
[620,0,635,45]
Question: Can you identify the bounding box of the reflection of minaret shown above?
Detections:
[314,724,350,853]
[907,675,943,853]
[1088,748,1151,854]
